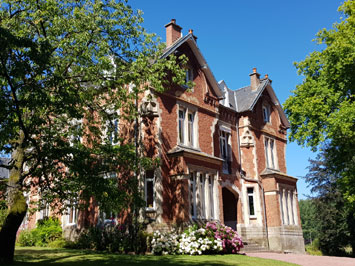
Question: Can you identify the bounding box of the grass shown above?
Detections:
[8,247,298,266]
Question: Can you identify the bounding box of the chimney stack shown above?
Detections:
[165,19,182,47]
[249,67,260,91]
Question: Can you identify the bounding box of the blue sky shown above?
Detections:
[130,0,343,199]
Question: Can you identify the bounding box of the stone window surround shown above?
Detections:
[103,109,120,145]
[188,167,219,221]
[177,101,199,149]
[278,184,298,226]
[219,124,232,174]
[262,103,271,123]
[145,169,155,211]
[264,136,278,170]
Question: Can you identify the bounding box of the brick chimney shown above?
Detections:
[165,19,182,47]
[249,67,260,91]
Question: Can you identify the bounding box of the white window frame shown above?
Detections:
[247,187,256,218]
[265,137,277,169]
[262,105,271,123]
[103,110,120,145]
[178,108,185,144]
[178,105,197,148]
[145,170,155,210]
[67,204,78,225]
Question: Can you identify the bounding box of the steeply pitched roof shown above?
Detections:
[0,157,10,179]
[161,33,223,98]
[234,79,268,112]
[218,80,236,110]
[220,78,290,128]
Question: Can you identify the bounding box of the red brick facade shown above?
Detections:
[22,19,305,253]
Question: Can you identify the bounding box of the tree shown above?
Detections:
[284,0,355,205]
[303,152,355,256]
[0,0,186,263]
[299,199,318,243]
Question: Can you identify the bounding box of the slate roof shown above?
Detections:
[0,157,10,179]
[234,79,268,112]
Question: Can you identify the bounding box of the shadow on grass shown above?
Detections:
[11,248,243,266]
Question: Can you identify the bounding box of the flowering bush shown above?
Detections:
[178,225,222,255]
[206,222,243,254]
[151,222,243,255]
[151,230,179,255]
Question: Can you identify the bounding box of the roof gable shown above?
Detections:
[234,79,290,128]
[161,34,223,98]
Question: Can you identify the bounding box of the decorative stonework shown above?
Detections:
[141,93,158,118]
[240,128,254,147]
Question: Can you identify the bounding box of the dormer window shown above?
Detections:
[262,105,271,123]
[185,67,193,84]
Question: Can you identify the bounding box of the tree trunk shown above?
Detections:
[0,130,27,264]
[0,207,27,264]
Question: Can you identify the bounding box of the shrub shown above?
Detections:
[151,222,243,255]
[0,200,7,231]
[74,223,149,254]
[48,238,67,248]
[206,222,243,254]
[17,217,63,247]
[17,230,36,247]
[151,230,179,255]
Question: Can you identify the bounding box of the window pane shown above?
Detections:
[145,170,154,208]
[146,180,154,208]
[190,173,196,217]
[247,188,255,216]
[199,174,205,218]
[265,138,269,167]
[179,110,185,143]
[270,139,275,168]
[188,113,194,146]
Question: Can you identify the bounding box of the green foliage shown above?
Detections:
[0,0,187,214]
[47,239,68,249]
[303,152,355,256]
[305,239,323,256]
[76,222,154,254]
[17,217,63,247]
[0,0,187,261]
[299,199,319,242]
[0,200,7,230]
[284,0,355,206]
[73,223,149,254]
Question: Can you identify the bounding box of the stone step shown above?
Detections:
[240,242,269,253]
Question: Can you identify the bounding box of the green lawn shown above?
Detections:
[8,247,298,266]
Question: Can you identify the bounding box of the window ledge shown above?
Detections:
[177,144,200,152]
[145,208,156,213]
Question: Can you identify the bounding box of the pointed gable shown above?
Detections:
[161,33,223,99]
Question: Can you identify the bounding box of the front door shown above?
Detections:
[222,187,238,230]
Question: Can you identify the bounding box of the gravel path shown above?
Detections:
[247,252,355,266]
